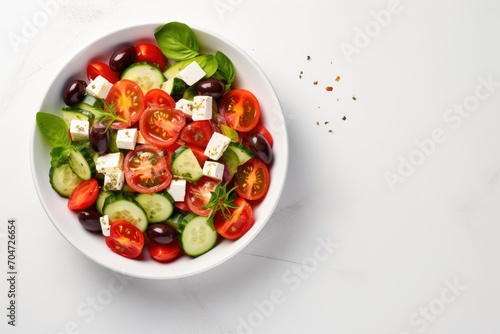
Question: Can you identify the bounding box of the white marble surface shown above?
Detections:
[1,0,500,333]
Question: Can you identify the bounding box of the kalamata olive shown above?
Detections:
[245,132,273,164]
[197,78,225,99]
[89,121,110,154]
[109,45,136,72]
[146,223,176,245]
[77,210,102,232]
[63,79,87,106]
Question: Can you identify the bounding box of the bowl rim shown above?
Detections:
[30,22,289,279]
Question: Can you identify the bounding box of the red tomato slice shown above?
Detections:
[174,201,191,213]
[123,144,172,194]
[214,197,254,240]
[139,106,186,148]
[68,178,99,211]
[105,220,144,259]
[185,176,219,216]
[147,240,181,262]
[87,61,119,83]
[135,42,167,71]
[219,89,261,132]
[106,79,146,130]
[179,120,213,148]
[233,158,270,201]
[144,88,176,108]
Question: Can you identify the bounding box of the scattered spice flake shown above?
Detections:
[324,121,329,125]
[335,76,341,82]
[337,98,340,102]
[299,70,303,79]
[316,121,320,126]
[313,81,318,85]
[328,129,333,133]
[342,116,347,121]
[307,55,311,60]
[325,86,333,91]
[352,95,357,101]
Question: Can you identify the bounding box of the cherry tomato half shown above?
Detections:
[105,220,144,259]
[185,176,219,217]
[219,89,261,132]
[233,158,270,201]
[179,120,213,148]
[87,61,119,83]
[139,106,186,148]
[68,178,99,211]
[148,241,182,262]
[106,79,146,130]
[144,88,176,108]
[214,197,254,240]
[123,144,172,194]
[135,42,167,71]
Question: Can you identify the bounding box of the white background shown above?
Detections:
[1,0,500,333]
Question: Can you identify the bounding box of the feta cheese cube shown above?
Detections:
[99,215,110,237]
[116,128,138,150]
[202,161,225,181]
[103,171,125,191]
[96,152,123,174]
[178,61,206,85]
[204,132,231,160]
[69,119,89,142]
[192,96,213,121]
[85,75,113,99]
[175,98,194,117]
[167,179,187,202]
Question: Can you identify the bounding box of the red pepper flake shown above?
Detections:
[325,86,333,91]
[313,81,318,85]
[335,76,341,82]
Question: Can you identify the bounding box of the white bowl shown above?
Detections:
[30,23,288,279]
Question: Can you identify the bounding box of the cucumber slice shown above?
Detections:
[68,145,96,180]
[61,107,94,128]
[49,164,83,197]
[226,142,254,166]
[178,213,218,257]
[80,94,103,108]
[103,193,148,232]
[161,77,187,99]
[121,62,165,93]
[96,190,113,215]
[165,211,186,230]
[135,192,174,223]
[171,146,203,182]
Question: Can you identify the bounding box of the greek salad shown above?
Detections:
[36,21,274,262]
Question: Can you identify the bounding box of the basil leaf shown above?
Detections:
[154,22,199,61]
[36,112,71,148]
[50,146,70,167]
[214,51,235,84]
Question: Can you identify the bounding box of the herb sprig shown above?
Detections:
[202,182,238,219]
[93,99,126,131]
